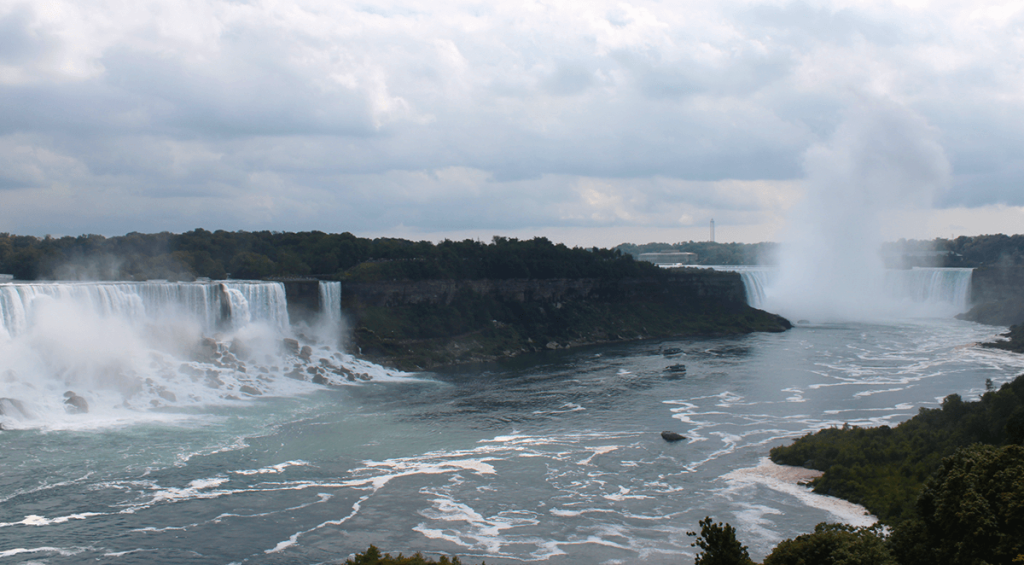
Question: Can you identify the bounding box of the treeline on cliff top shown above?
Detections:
[0,230,662,282]
[617,233,1024,268]
[615,241,777,265]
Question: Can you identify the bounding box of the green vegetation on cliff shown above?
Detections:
[770,374,1024,524]
[0,230,659,282]
[615,241,776,265]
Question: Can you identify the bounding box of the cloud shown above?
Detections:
[0,0,1022,242]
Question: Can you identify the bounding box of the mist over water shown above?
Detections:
[0,281,400,431]
[764,100,952,322]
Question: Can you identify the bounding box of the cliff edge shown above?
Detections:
[341,268,791,370]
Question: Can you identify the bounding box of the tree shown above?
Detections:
[890,444,1024,565]
[763,523,895,565]
[687,517,755,565]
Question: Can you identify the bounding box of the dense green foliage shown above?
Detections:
[889,444,1024,565]
[880,234,1024,268]
[615,241,776,266]
[0,231,659,282]
[346,545,480,565]
[770,375,1024,524]
[688,517,755,565]
[763,523,895,565]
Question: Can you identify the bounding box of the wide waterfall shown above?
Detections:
[711,267,974,318]
[0,280,401,430]
[0,281,292,339]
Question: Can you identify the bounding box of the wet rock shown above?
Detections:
[306,366,319,375]
[240,385,262,396]
[195,337,219,362]
[63,391,89,414]
[0,398,31,419]
[229,339,250,360]
[312,374,328,385]
[299,345,313,361]
[286,368,305,380]
[665,364,687,375]
[661,431,686,442]
[158,390,177,402]
[356,373,372,381]
[282,338,300,355]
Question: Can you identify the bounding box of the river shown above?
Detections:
[1,279,1022,563]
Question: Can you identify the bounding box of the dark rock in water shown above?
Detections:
[312,374,328,385]
[158,390,177,402]
[299,345,313,361]
[282,338,300,354]
[239,385,262,396]
[661,431,687,442]
[662,347,683,356]
[665,364,687,374]
[63,391,89,414]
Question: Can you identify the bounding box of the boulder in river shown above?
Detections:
[63,391,89,414]
[661,431,686,442]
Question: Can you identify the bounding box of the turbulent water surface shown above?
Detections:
[1,280,1023,564]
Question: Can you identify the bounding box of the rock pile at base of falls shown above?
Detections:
[177,334,374,401]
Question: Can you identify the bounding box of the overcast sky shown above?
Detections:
[1,0,1022,246]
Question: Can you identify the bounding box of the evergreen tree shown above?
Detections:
[687,517,755,565]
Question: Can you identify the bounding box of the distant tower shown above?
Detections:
[710,219,715,243]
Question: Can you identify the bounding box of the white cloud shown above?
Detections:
[0,0,1022,243]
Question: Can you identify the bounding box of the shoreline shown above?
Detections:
[722,458,877,528]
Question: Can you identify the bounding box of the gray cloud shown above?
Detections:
[0,0,1022,242]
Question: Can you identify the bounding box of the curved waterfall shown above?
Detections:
[711,267,974,316]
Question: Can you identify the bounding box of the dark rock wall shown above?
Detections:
[340,269,747,310]
[278,280,322,323]
[961,267,1024,326]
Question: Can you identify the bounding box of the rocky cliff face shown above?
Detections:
[340,269,788,370]
[960,267,1024,326]
[341,269,746,308]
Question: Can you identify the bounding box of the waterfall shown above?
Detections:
[709,266,974,317]
[0,281,290,338]
[319,281,342,323]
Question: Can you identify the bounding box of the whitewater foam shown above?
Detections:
[0,280,407,430]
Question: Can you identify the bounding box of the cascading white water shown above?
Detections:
[710,266,973,318]
[318,281,342,323]
[0,280,402,430]
[0,281,290,338]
